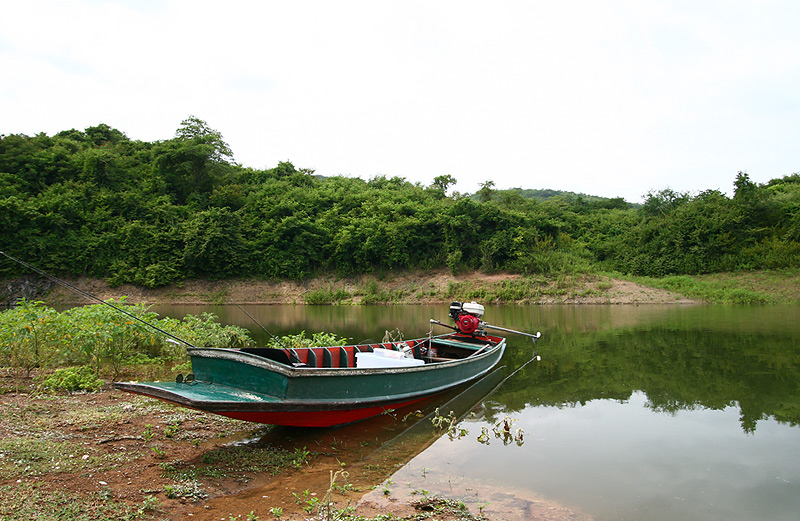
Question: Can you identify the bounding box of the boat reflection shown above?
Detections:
[253,364,508,476]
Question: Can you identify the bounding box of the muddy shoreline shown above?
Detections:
[21,270,695,307]
[0,380,595,521]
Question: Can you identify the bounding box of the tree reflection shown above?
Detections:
[491,326,800,434]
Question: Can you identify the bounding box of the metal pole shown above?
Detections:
[481,323,542,341]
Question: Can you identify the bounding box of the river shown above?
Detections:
[151,303,800,521]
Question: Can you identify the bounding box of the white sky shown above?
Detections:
[1,0,799,203]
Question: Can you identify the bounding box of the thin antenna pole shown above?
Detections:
[0,251,197,348]
[228,299,302,364]
[230,299,287,348]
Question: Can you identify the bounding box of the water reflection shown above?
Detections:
[151,303,800,521]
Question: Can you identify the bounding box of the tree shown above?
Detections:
[175,116,233,160]
[477,180,495,203]
[183,207,246,278]
[641,188,689,216]
[431,174,456,196]
[733,171,757,202]
[153,117,234,205]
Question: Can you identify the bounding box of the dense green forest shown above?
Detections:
[1,117,799,287]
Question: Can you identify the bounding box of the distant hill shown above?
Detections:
[477,187,640,209]
[510,188,602,202]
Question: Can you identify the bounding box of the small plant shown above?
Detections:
[164,422,181,438]
[292,446,310,467]
[291,490,303,504]
[269,506,282,518]
[492,416,524,446]
[332,481,361,494]
[136,495,159,517]
[402,410,424,421]
[304,287,351,305]
[151,446,166,458]
[477,426,491,444]
[142,424,154,442]
[431,408,468,440]
[164,480,207,500]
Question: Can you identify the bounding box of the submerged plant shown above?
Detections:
[431,408,469,440]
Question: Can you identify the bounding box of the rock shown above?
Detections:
[1,276,55,306]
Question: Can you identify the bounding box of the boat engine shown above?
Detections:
[449,301,485,335]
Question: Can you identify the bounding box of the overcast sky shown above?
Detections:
[2,1,799,202]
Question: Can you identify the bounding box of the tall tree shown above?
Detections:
[152,117,233,205]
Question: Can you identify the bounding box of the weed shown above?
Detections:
[292,446,311,467]
[0,437,128,480]
[0,481,153,521]
[490,416,524,446]
[305,287,351,305]
[151,446,166,458]
[164,480,207,500]
[411,495,489,521]
[206,289,229,305]
[627,273,778,304]
[292,489,320,513]
[164,422,180,438]
[431,408,469,440]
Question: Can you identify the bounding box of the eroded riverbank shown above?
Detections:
[35,270,695,307]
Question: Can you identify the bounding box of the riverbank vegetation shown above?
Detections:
[0,299,252,386]
[1,118,799,292]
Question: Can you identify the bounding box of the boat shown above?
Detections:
[115,301,541,427]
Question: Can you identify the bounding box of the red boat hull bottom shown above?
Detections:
[215,397,429,427]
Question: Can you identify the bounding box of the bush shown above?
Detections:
[267,331,348,349]
[304,288,351,305]
[38,366,104,392]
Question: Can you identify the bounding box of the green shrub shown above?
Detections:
[38,366,104,392]
[304,288,351,305]
[267,331,348,349]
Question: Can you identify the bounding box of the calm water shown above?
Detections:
[153,303,800,521]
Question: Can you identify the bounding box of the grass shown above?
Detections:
[0,437,132,480]
[0,387,317,521]
[160,444,312,484]
[0,482,158,521]
[626,269,800,304]
[444,274,596,303]
[304,495,489,521]
[305,287,353,304]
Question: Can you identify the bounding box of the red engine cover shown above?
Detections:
[455,314,481,334]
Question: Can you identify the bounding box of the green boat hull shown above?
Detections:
[116,334,506,427]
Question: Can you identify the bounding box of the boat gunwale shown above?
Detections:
[187,335,506,378]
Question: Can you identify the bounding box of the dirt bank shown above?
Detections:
[37,270,694,306]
